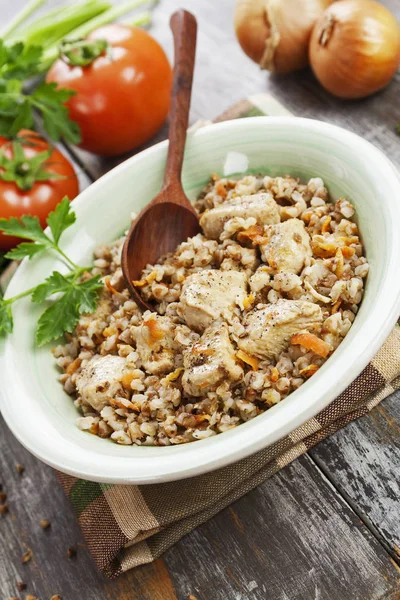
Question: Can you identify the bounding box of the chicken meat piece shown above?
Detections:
[260,219,312,274]
[182,322,243,396]
[237,299,322,361]
[131,313,177,375]
[199,192,280,240]
[75,354,126,412]
[177,269,247,332]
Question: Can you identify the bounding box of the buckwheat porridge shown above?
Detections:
[54,173,368,446]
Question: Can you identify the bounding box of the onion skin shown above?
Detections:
[234,0,334,73]
[309,0,400,99]
[234,0,270,66]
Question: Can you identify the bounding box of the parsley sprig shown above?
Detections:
[0,197,103,346]
[0,40,80,143]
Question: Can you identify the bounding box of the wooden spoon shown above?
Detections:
[121,9,200,311]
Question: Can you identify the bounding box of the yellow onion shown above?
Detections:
[309,0,400,99]
[234,0,334,73]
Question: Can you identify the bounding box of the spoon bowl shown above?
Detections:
[122,10,200,311]
[122,198,200,309]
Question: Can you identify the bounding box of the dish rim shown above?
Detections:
[1,115,400,484]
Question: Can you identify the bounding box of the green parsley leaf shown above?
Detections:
[0,214,50,244]
[0,40,81,144]
[0,78,22,93]
[35,275,103,346]
[32,82,81,144]
[0,41,42,80]
[5,242,48,261]
[0,198,78,263]
[75,275,104,314]
[7,100,34,138]
[46,196,76,244]
[31,271,71,303]
[36,286,79,346]
[0,91,34,138]
[0,298,13,337]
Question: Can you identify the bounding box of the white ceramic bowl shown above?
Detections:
[1,117,400,484]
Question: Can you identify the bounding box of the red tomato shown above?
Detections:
[0,130,79,250]
[46,24,173,157]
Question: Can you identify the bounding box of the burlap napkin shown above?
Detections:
[55,94,400,578]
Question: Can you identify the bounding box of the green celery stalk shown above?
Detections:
[62,0,157,39]
[7,0,111,49]
[122,11,152,28]
[0,0,46,40]
[13,0,104,31]
[12,2,100,34]
[41,0,157,67]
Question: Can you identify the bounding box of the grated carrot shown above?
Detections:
[291,332,332,358]
[132,271,157,288]
[121,373,135,389]
[66,358,81,376]
[105,277,118,294]
[336,235,359,245]
[192,347,216,356]
[300,364,319,378]
[311,241,337,258]
[198,380,212,390]
[237,224,266,246]
[215,181,227,198]
[144,318,164,346]
[236,349,259,371]
[165,368,184,382]
[132,279,147,287]
[89,421,99,435]
[341,246,355,258]
[243,294,255,310]
[321,216,331,233]
[103,326,117,338]
[301,211,313,224]
[269,366,279,382]
[334,248,344,278]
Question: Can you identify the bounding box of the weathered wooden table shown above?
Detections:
[1,0,400,598]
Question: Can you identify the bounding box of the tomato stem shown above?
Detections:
[0,138,65,192]
[60,39,110,67]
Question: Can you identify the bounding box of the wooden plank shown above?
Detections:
[310,389,400,560]
[103,559,178,600]
[163,455,400,600]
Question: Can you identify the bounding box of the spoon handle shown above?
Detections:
[162,10,197,191]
